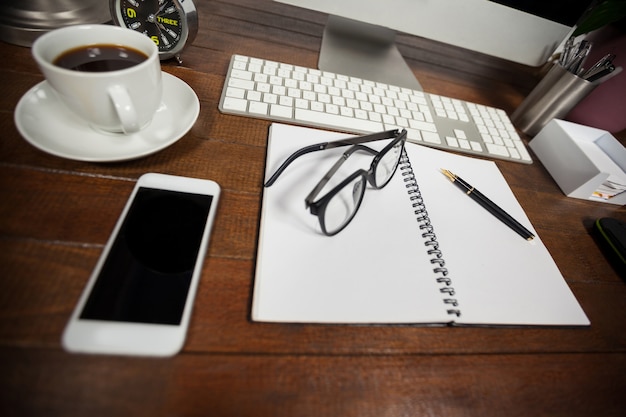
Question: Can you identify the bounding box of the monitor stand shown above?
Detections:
[318,15,423,91]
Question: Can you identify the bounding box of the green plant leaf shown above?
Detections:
[573,0,626,36]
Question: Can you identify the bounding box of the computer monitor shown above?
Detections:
[275,0,592,91]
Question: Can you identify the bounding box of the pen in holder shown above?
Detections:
[511,64,598,136]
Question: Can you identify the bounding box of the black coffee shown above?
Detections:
[53,44,148,72]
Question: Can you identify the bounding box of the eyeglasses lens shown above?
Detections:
[323,175,366,234]
[374,140,403,187]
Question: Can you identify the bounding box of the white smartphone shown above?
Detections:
[62,173,220,356]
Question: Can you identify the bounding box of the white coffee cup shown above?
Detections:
[32,24,162,134]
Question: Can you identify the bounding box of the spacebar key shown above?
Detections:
[295,108,383,133]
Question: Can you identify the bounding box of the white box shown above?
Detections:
[529,119,626,205]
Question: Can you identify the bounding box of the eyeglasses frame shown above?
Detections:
[265,129,408,236]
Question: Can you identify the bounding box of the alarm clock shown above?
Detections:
[110,0,198,63]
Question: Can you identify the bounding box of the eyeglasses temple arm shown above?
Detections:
[305,145,378,206]
[264,142,329,187]
[324,129,401,150]
[265,129,403,187]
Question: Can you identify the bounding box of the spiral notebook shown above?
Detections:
[252,123,589,326]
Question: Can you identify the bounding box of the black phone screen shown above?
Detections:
[79,187,214,325]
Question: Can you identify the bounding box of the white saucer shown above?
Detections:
[15,72,200,162]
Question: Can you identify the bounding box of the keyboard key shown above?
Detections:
[222,97,248,112]
[311,101,324,112]
[249,101,269,115]
[508,148,521,159]
[383,115,397,126]
[233,60,247,70]
[470,141,483,152]
[228,77,254,90]
[270,104,292,118]
[454,129,467,139]
[226,87,246,99]
[406,129,422,142]
[257,83,271,93]
[515,141,532,161]
[263,93,278,105]
[326,104,339,115]
[446,136,459,147]
[409,120,437,132]
[369,112,382,123]
[247,90,262,101]
[422,131,441,144]
[486,143,510,157]
[230,69,253,80]
[279,96,293,107]
[355,109,369,120]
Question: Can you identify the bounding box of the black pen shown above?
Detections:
[441,169,535,241]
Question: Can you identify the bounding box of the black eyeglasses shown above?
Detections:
[265,129,407,236]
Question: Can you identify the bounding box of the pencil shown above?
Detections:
[441,169,535,241]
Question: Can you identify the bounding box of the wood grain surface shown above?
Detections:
[1,1,625,416]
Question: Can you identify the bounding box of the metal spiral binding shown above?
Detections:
[399,150,461,318]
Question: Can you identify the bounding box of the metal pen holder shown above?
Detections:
[511,64,598,136]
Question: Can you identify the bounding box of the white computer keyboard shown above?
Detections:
[219,55,532,164]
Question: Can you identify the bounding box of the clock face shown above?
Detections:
[115,0,186,56]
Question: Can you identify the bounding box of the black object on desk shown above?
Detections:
[594,217,626,278]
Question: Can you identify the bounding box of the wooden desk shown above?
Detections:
[1,1,625,415]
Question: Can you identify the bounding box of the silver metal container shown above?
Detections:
[511,64,598,136]
[0,0,111,47]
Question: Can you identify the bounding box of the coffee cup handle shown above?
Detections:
[108,85,139,134]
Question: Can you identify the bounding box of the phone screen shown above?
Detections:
[79,187,214,325]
